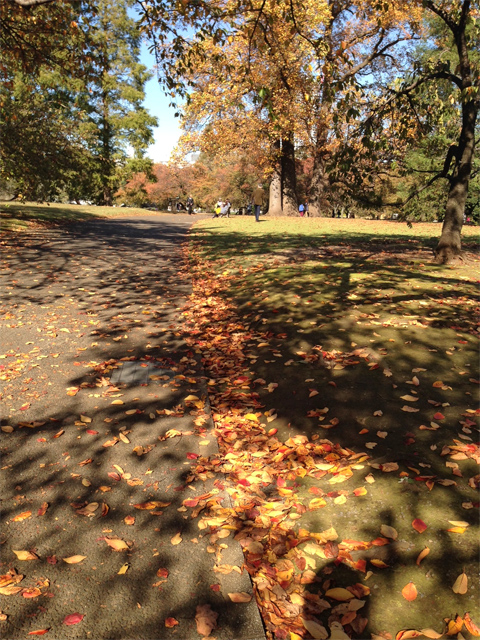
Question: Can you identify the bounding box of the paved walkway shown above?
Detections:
[0,215,265,639]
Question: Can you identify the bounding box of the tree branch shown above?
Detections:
[11,0,58,7]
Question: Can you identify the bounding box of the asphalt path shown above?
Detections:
[0,214,265,639]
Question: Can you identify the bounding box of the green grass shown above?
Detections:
[0,201,171,230]
[189,217,480,636]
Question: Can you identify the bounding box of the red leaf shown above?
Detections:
[86,429,99,435]
[63,613,84,626]
[186,452,199,459]
[433,412,445,420]
[412,518,427,533]
[28,631,50,636]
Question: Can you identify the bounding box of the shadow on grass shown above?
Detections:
[1,217,478,637]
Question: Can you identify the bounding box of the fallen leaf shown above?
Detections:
[195,604,218,636]
[63,613,84,626]
[228,592,252,603]
[63,555,86,564]
[165,618,179,628]
[22,588,42,599]
[452,571,468,594]
[124,516,135,525]
[104,537,129,551]
[170,532,182,545]
[419,630,443,639]
[11,511,32,522]
[412,518,427,533]
[380,524,398,540]
[464,612,480,636]
[12,550,38,561]
[37,503,48,517]
[325,587,354,601]
[27,630,50,636]
[301,618,328,639]
[401,582,417,601]
[117,563,129,575]
[415,547,430,565]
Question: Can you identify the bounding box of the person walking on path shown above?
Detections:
[304,201,309,217]
[186,195,194,215]
[299,203,305,217]
[252,183,264,222]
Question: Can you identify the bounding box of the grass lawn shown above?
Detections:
[0,201,171,230]
[185,217,480,638]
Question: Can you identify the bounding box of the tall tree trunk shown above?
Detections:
[435,100,477,263]
[268,167,282,216]
[308,149,329,217]
[281,135,297,215]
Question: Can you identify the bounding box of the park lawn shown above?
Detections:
[185,217,480,638]
[0,201,169,230]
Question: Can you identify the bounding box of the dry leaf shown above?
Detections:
[27,630,50,636]
[412,518,427,533]
[301,618,328,639]
[380,524,398,540]
[12,550,38,561]
[419,630,443,639]
[415,547,430,566]
[104,537,129,551]
[228,592,252,603]
[63,613,84,625]
[11,511,32,522]
[165,618,179,628]
[452,571,468,594]
[325,587,354,601]
[401,582,417,601]
[170,532,182,546]
[195,604,218,636]
[117,563,129,575]
[63,555,86,564]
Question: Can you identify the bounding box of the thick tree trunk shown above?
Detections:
[435,100,477,263]
[308,150,329,217]
[281,136,297,216]
[268,166,282,215]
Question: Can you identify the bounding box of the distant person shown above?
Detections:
[219,200,231,217]
[299,203,305,217]
[213,201,222,218]
[186,195,194,215]
[304,202,309,217]
[252,184,264,223]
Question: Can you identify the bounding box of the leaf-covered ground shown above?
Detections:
[183,217,480,639]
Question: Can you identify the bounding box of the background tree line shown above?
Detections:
[1,0,478,262]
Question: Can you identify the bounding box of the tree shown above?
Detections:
[1,0,157,204]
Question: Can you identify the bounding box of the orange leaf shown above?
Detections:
[228,592,252,603]
[165,618,179,628]
[104,537,129,551]
[37,503,48,517]
[412,518,427,533]
[353,487,367,496]
[464,612,480,636]
[433,412,445,420]
[401,582,417,601]
[28,630,50,636]
[63,613,84,625]
[12,511,32,522]
[415,547,430,565]
[22,588,42,598]
[124,516,135,525]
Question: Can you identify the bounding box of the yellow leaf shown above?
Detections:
[11,511,32,522]
[0,585,23,595]
[244,413,258,421]
[308,498,327,510]
[111,399,124,405]
[12,550,38,561]
[119,433,130,444]
[117,563,129,575]
[80,415,92,423]
[63,555,86,564]
[171,532,182,546]
[105,537,129,551]
[452,571,468,594]
[228,592,252,603]
[419,630,443,639]
[325,587,354,601]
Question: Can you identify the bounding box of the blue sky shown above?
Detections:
[140,43,182,163]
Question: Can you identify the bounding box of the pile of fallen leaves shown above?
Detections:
[180,238,480,639]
